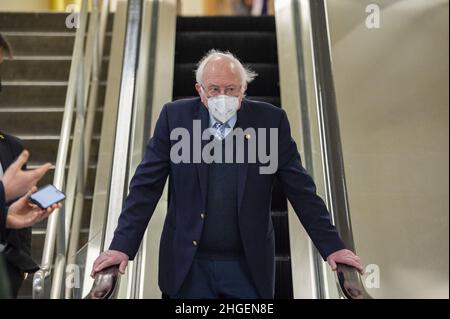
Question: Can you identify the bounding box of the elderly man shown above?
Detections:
[92,50,363,299]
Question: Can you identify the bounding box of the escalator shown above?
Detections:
[172,16,293,299]
[68,0,371,300]
[0,10,113,299]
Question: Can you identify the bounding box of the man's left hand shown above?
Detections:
[327,249,364,275]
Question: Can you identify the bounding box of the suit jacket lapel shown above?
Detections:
[236,99,252,215]
[194,101,210,208]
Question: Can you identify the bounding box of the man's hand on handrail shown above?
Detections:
[326,249,364,275]
[91,250,129,278]
[2,150,52,202]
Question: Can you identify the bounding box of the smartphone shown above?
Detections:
[29,184,66,209]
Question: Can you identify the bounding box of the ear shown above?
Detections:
[195,83,202,95]
[196,83,208,107]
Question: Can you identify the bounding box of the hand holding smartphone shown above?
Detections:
[28,184,66,209]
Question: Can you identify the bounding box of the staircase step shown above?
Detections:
[175,31,277,63]
[0,12,114,33]
[0,83,106,107]
[0,57,109,82]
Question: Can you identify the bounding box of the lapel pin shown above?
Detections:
[0,134,4,140]
[245,134,251,140]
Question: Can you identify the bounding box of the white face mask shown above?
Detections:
[207,95,240,123]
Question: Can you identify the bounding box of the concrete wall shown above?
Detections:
[327,0,449,298]
[179,0,204,15]
[0,0,51,11]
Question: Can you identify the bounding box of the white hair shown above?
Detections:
[195,49,258,88]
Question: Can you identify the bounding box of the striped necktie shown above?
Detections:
[212,121,230,140]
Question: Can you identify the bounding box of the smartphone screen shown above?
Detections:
[29,185,66,209]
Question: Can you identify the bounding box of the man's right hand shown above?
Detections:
[91,250,129,278]
[2,150,52,202]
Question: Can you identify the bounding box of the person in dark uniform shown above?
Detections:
[0,33,60,298]
[0,149,58,298]
[0,33,13,93]
[0,133,41,297]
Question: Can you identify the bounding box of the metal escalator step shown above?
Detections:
[272,178,288,211]
[172,16,292,298]
[2,33,75,56]
[30,230,90,262]
[177,16,275,32]
[0,109,103,136]
[17,231,90,299]
[33,195,94,230]
[18,135,100,168]
[272,214,291,256]
[0,58,109,82]
[275,259,294,299]
[175,31,277,64]
[0,83,106,107]
[0,12,115,33]
[173,62,280,97]
[36,166,98,195]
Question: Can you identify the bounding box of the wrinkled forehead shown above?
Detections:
[202,57,241,85]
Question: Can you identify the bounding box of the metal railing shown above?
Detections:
[85,0,177,299]
[85,0,143,299]
[65,0,110,299]
[32,0,110,299]
[308,0,372,299]
[83,0,369,300]
[275,0,373,299]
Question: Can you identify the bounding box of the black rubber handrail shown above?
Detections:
[84,265,120,299]
[308,0,374,299]
[336,263,372,299]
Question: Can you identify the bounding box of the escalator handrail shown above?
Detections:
[84,264,371,300]
[336,263,372,299]
[84,265,120,299]
[308,0,374,299]
[32,0,90,299]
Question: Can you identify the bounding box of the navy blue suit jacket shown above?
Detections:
[109,98,345,298]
